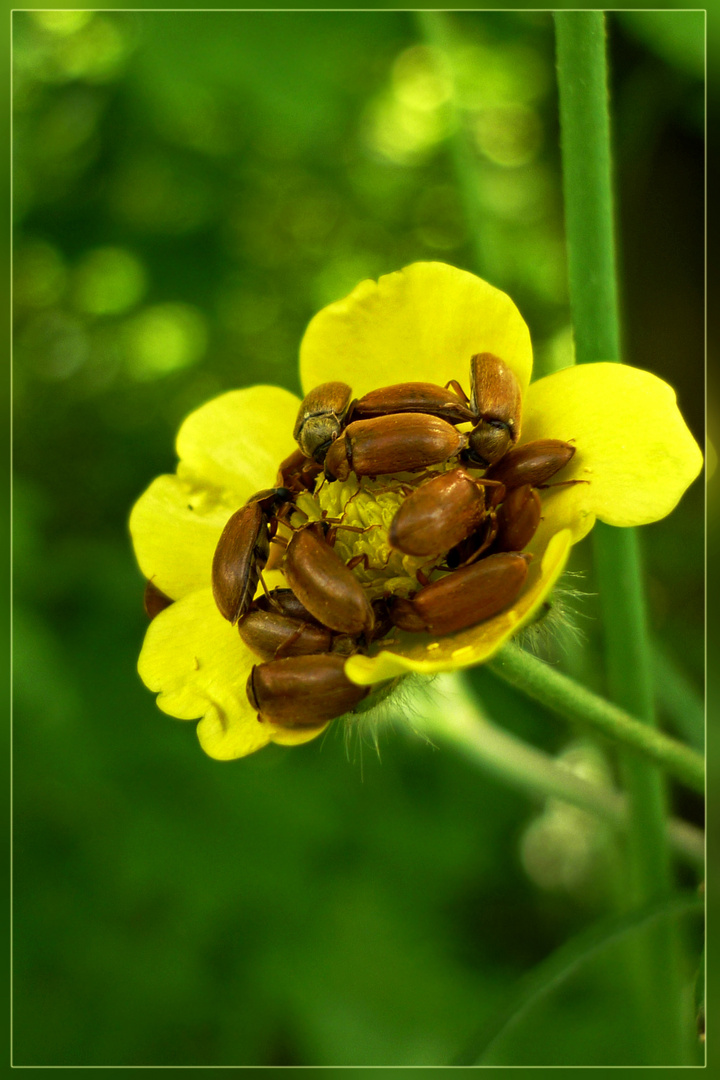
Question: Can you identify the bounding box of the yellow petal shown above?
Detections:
[300,262,533,400]
[345,530,573,684]
[520,363,703,535]
[175,385,301,496]
[138,587,327,760]
[130,386,303,599]
[129,474,241,600]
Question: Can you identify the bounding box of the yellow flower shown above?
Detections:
[130,262,702,760]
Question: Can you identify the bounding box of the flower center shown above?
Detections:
[294,473,441,600]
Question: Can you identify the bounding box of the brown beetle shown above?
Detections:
[388,552,531,636]
[293,381,354,463]
[247,653,369,727]
[238,608,335,661]
[212,488,294,624]
[444,512,500,570]
[324,413,467,482]
[253,586,322,624]
[143,579,173,620]
[352,382,475,425]
[242,585,363,659]
[493,484,542,552]
[276,447,323,495]
[483,439,576,494]
[282,522,375,637]
[388,466,487,558]
[461,352,523,467]
[369,597,393,643]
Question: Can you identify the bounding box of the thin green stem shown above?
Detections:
[486,643,704,795]
[454,893,703,1065]
[555,11,693,1062]
[651,637,705,752]
[421,675,704,868]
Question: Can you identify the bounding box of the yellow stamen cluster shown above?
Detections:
[294,475,431,601]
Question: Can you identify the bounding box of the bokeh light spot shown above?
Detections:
[54,16,128,84]
[17,309,90,381]
[124,303,207,380]
[14,240,67,308]
[34,90,103,165]
[392,46,452,111]
[477,163,554,224]
[217,287,280,337]
[473,105,543,167]
[72,247,147,316]
[363,93,451,165]
[453,42,551,108]
[413,184,466,250]
[31,11,93,37]
[109,156,215,234]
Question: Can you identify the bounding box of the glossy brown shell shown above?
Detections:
[238,609,333,661]
[352,382,475,425]
[325,413,467,481]
[389,467,486,558]
[211,502,269,624]
[283,524,374,636]
[246,653,369,726]
[390,552,530,636]
[484,440,576,489]
[293,381,354,462]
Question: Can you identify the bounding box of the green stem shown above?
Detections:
[421,675,704,868]
[455,893,703,1065]
[555,11,621,364]
[652,639,705,752]
[487,643,704,795]
[555,11,692,1062]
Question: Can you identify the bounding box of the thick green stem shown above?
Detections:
[555,11,621,364]
[555,11,694,1062]
[486,643,704,795]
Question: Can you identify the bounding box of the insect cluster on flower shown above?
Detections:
[193,352,577,731]
[133,263,702,760]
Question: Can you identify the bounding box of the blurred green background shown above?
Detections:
[12,9,704,1067]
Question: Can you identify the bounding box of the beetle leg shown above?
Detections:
[453,533,496,569]
[265,590,285,613]
[445,378,471,407]
[326,522,380,546]
[445,513,498,569]
[535,478,590,490]
[346,553,371,572]
[256,570,273,604]
[273,620,314,660]
[335,522,380,534]
[467,519,499,564]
